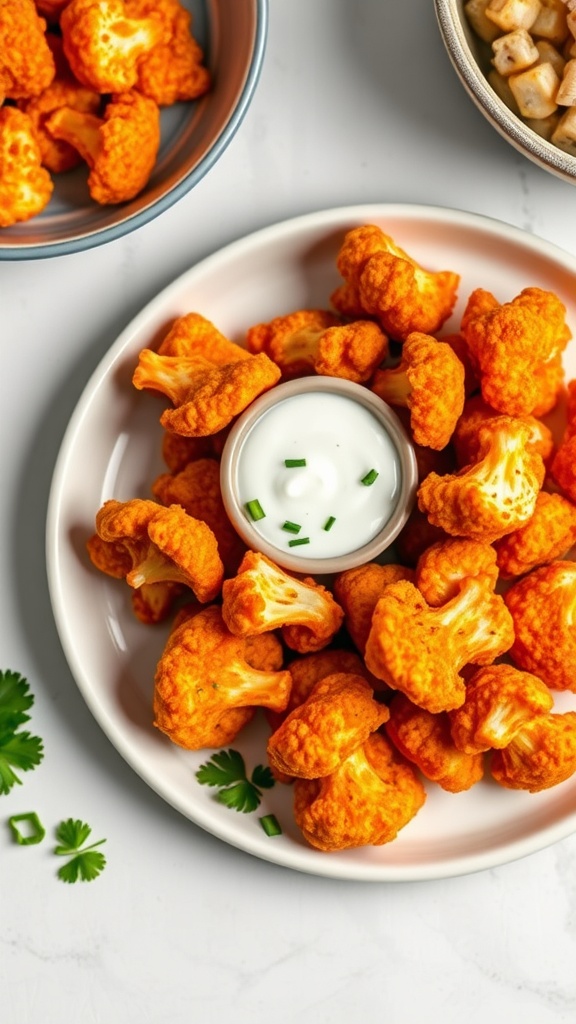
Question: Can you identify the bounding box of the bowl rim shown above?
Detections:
[0,0,269,262]
[434,0,576,184]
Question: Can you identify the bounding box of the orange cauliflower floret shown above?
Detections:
[130,580,185,625]
[490,712,576,792]
[449,664,554,755]
[160,428,229,473]
[505,561,576,692]
[266,673,389,779]
[125,0,211,106]
[0,107,54,227]
[46,89,160,204]
[394,507,448,567]
[60,0,167,92]
[415,537,499,606]
[333,562,415,654]
[364,577,515,713]
[371,332,465,450]
[494,491,576,579]
[453,393,554,468]
[283,649,378,714]
[417,416,545,543]
[331,224,460,341]
[0,0,55,99]
[153,605,292,750]
[246,308,389,383]
[550,438,576,504]
[386,693,484,792]
[222,551,344,654]
[132,349,281,437]
[157,312,250,363]
[461,286,570,416]
[292,732,426,852]
[89,497,224,603]
[18,77,101,173]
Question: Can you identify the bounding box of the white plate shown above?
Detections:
[46,204,576,881]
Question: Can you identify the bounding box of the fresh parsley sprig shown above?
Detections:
[54,818,107,883]
[0,670,44,795]
[196,749,275,813]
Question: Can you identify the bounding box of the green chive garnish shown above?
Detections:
[8,812,46,846]
[288,537,310,548]
[361,468,379,486]
[259,814,282,837]
[245,499,265,521]
[284,458,307,468]
[282,520,301,534]
[323,516,336,531]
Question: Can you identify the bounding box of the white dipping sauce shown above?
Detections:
[237,391,401,559]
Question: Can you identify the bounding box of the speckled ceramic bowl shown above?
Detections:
[0,0,267,260]
[435,0,576,184]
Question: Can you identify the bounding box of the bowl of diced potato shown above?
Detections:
[0,0,267,259]
[435,0,576,184]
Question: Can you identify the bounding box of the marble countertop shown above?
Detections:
[2,1,576,1021]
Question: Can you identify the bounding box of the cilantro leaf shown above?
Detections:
[196,749,276,814]
[0,669,34,736]
[216,781,262,814]
[0,732,44,795]
[54,818,93,854]
[195,748,247,788]
[54,818,107,883]
[251,764,275,790]
[57,850,107,884]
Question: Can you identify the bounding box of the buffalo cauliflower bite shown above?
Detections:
[130,580,185,625]
[331,225,460,341]
[45,89,160,204]
[0,0,56,99]
[161,429,229,473]
[266,673,389,779]
[333,562,415,654]
[222,551,344,654]
[60,0,167,92]
[490,712,576,792]
[125,0,211,106]
[386,693,484,792]
[461,286,570,416]
[246,308,389,383]
[153,606,292,750]
[505,560,576,692]
[371,332,466,450]
[449,663,554,755]
[91,498,224,603]
[157,313,250,364]
[283,649,379,713]
[453,393,554,467]
[551,436,576,504]
[364,577,515,713]
[417,416,545,543]
[18,77,101,173]
[415,537,499,606]
[132,349,281,437]
[0,107,54,227]
[292,732,426,852]
[494,490,576,579]
[394,507,448,567]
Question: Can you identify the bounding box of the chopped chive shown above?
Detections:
[8,812,46,846]
[282,520,302,534]
[284,458,307,468]
[323,516,336,532]
[288,537,310,548]
[259,813,282,837]
[245,498,265,521]
[361,468,379,486]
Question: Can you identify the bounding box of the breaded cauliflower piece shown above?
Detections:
[415,537,499,606]
[494,490,576,578]
[246,308,389,383]
[266,673,389,779]
[160,428,229,473]
[46,89,160,204]
[331,224,460,341]
[157,313,251,363]
[550,435,576,504]
[394,507,448,567]
[222,551,344,654]
[449,663,554,754]
[283,649,379,713]
[0,0,56,99]
[152,458,245,575]
[505,560,576,691]
[153,606,292,749]
[417,416,545,543]
[293,732,426,852]
[0,107,54,227]
[90,497,224,603]
[60,0,167,92]
[333,562,415,653]
[439,331,479,397]
[386,693,484,792]
[364,577,515,713]
[461,286,570,416]
[125,0,210,106]
[371,332,466,450]
[453,393,554,467]
[132,349,281,437]
[18,77,101,173]
[130,580,185,625]
[491,712,576,792]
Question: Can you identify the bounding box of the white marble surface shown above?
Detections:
[2,1,576,1021]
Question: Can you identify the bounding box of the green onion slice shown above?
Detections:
[284,458,307,468]
[323,516,336,532]
[9,812,46,846]
[361,468,379,486]
[259,814,282,837]
[282,520,301,534]
[288,537,310,548]
[245,498,265,521]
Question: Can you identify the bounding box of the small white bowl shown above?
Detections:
[435,0,576,184]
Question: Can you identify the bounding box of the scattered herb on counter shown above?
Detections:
[0,669,44,795]
[196,748,275,813]
[8,811,46,846]
[54,818,107,883]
